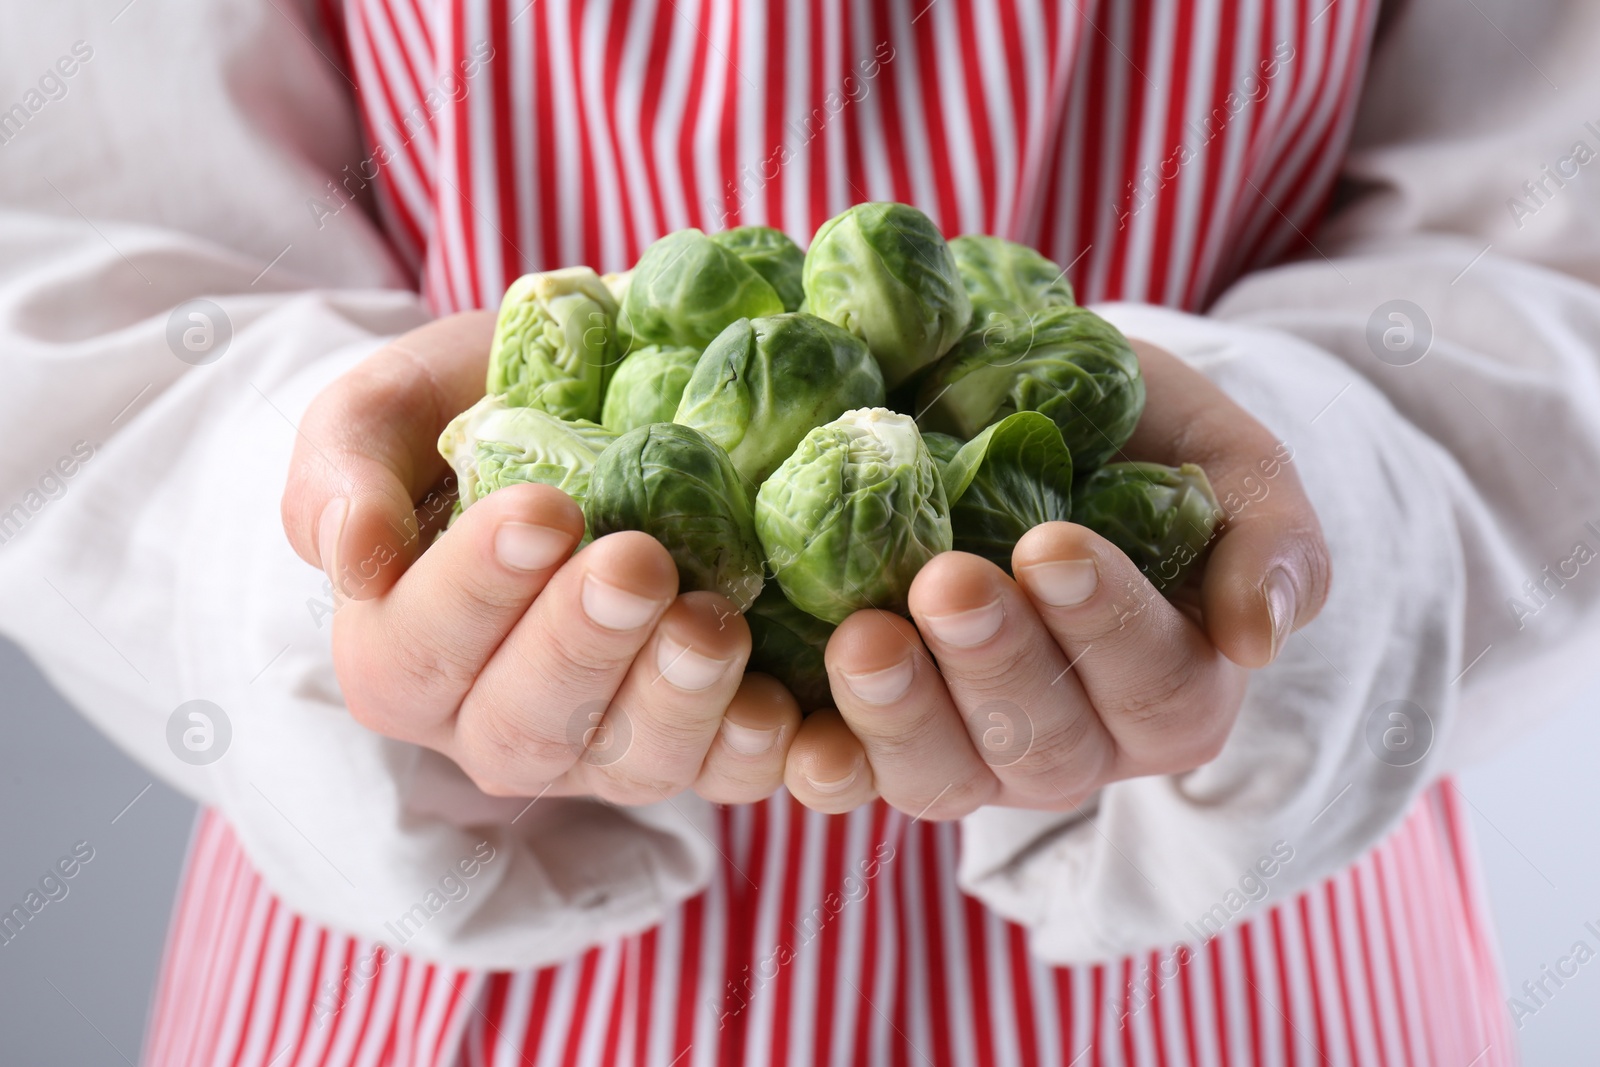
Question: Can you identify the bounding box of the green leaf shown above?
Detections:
[437,394,618,514]
[1071,462,1221,590]
[940,412,1073,572]
[950,234,1075,344]
[916,304,1144,472]
[601,343,703,433]
[745,586,835,712]
[802,203,972,389]
[674,313,885,491]
[622,229,785,348]
[710,226,806,312]
[585,423,766,610]
[755,408,952,625]
[485,267,620,423]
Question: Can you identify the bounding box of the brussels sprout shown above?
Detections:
[710,226,806,312]
[940,412,1073,571]
[1072,462,1220,590]
[802,203,972,389]
[674,314,886,490]
[920,431,965,467]
[585,423,766,610]
[437,394,617,512]
[603,270,636,354]
[756,408,952,624]
[601,269,633,305]
[622,229,785,348]
[950,234,1075,342]
[486,267,619,422]
[745,586,835,712]
[601,344,703,433]
[916,304,1144,472]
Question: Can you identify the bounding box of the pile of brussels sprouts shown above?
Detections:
[439,203,1220,709]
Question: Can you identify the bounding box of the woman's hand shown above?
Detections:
[280,312,799,806]
[785,341,1331,817]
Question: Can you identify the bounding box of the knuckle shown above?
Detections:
[886,773,995,822]
[456,700,581,784]
[1011,704,1107,789]
[594,764,685,806]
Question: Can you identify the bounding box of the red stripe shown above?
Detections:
[1351,862,1393,1067]
[559,949,602,1067]
[916,823,955,1067]
[285,928,330,1067]
[312,937,357,1067]
[761,0,789,231]
[253,913,302,1067]
[1145,0,1198,306]
[635,0,674,238]
[1208,937,1232,1067]
[478,972,509,1066]
[192,862,262,1065]
[1294,895,1332,1065]
[673,895,707,1064]
[852,801,891,1067]
[676,0,716,228]
[1089,963,1106,1067]
[1241,920,1264,1067]
[533,5,562,269]
[1052,965,1076,1064]
[1069,3,1110,300]
[768,805,809,1065]
[909,0,961,234]
[811,807,849,1067]
[520,968,558,1063]
[1269,909,1297,1067]
[1324,880,1365,1067]
[486,0,520,287]
[953,1,995,233]
[993,0,1029,237]
[867,0,913,204]
[839,0,870,205]
[963,895,998,1067]
[602,0,643,265]
[375,958,408,1066]
[717,0,743,228]
[1099,2,1154,301]
[1007,923,1041,1067]
[598,947,629,1067]
[806,0,830,232]
[570,0,602,268]
[345,946,393,1063]
[634,928,659,1067]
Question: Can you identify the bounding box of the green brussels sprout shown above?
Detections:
[485,267,619,422]
[916,304,1144,472]
[710,226,806,312]
[920,431,965,467]
[756,408,952,624]
[939,412,1073,572]
[950,234,1075,342]
[745,586,835,712]
[1072,461,1221,590]
[600,344,703,433]
[674,313,886,490]
[801,203,972,389]
[585,423,766,610]
[622,229,785,348]
[437,394,617,512]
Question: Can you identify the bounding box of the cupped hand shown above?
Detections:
[280,311,799,806]
[785,341,1332,817]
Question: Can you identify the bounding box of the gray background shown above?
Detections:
[0,634,1595,1063]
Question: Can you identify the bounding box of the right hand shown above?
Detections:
[280,311,800,805]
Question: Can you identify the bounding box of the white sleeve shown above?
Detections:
[958,0,1600,961]
[0,1,715,969]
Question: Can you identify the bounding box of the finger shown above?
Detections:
[693,673,802,805]
[1012,521,1246,778]
[578,591,753,805]
[450,531,678,796]
[333,482,584,746]
[825,611,997,821]
[282,310,496,599]
[906,552,1114,804]
[785,709,877,814]
[1124,340,1332,667]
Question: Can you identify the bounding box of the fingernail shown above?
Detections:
[1020,558,1098,607]
[720,719,782,756]
[804,764,858,795]
[840,658,914,705]
[495,522,573,572]
[656,636,733,691]
[1264,567,1296,660]
[581,575,663,631]
[318,497,348,583]
[922,599,1005,648]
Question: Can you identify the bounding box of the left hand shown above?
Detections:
[782,341,1332,817]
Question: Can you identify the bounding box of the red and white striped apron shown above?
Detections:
[143,1,1518,1062]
